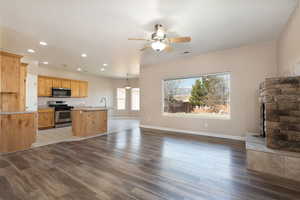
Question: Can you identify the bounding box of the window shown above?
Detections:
[163,73,230,119]
[131,88,140,111]
[117,88,126,110]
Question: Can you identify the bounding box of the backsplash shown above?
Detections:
[38,97,111,108]
[38,97,88,107]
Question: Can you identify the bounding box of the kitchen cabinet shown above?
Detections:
[38,76,88,98]
[38,76,53,97]
[52,78,62,88]
[79,81,88,97]
[0,112,37,153]
[38,108,54,129]
[19,63,28,111]
[0,51,25,112]
[0,51,21,93]
[71,80,80,97]
[61,79,71,89]
[72,109,107,137]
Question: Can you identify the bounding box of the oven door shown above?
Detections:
[55,110,72,123]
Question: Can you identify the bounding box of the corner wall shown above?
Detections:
[140,41,278,138]
[278,1,300,75]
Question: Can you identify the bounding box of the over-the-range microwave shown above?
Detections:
[52,88,71,98]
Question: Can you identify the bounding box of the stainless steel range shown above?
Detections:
[48,101,73,128]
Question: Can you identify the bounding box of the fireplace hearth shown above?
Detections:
[260,77,300,152]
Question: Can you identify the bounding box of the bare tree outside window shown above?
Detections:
[163,73,230,118]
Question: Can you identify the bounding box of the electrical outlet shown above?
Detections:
[204,121,208,128]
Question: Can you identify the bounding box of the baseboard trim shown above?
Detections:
[140,125,245,141]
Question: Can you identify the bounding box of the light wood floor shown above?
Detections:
[1,128,300,200]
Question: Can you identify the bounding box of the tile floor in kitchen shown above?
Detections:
[34,117,140,147]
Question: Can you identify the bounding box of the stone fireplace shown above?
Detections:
[259,77,300,152]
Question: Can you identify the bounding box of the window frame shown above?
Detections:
[131,88,140,111]
[117,88,126,110]
[161,72,231,120]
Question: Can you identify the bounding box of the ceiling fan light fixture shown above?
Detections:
[156,29,165,38]
[151,41,166,52]
[125,86,131,90]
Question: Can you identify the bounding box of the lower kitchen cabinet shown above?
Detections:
[0,112,37,153]
[38,108,54,129]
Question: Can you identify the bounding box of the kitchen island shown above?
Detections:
[72,107,108,137]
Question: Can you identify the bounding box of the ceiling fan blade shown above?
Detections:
[168,37,191,43]
[128,38,148,41]
[165,45,173,52]
[140,45,150,51]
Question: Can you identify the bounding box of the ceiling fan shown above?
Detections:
[128,24,191,52]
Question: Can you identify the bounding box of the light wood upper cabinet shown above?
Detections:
[0,51,21,93]
[52,78,62,88]
[61,80,71,89]
[38,77,46,96]
[38,76,88,98]
[0,51,25,112]
[38,76,52,97]
[71,80,80,97]
[79,81,88,97]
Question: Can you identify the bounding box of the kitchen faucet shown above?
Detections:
[100,97,107,108]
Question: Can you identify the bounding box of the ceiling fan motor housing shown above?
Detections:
[151,32,166,41]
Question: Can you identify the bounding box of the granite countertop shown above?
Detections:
[38,106,52,109]
[38,106,54,110]
[0,110,37,115]
[72,107,110,111]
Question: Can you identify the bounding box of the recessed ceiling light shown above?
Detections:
[42,61,48,65]
[27,49,35,53]
[100,68,105,72]
[81,53,87,58]
[77,67,82,71]
[39,41,47,46]
[103,63,108,67]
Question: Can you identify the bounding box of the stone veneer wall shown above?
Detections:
[259,77,300,152]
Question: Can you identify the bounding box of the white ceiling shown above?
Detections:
[0,0,298,78]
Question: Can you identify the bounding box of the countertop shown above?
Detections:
[0,110,37,115]
[72,107,110,111]
[38,106,53,109]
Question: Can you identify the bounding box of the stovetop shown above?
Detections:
[48,101,73,111]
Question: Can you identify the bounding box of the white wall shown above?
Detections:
[0,26,3,49]
[140,41,278,138]
[278,1,300,75]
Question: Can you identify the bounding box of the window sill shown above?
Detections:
[162,112,230,120]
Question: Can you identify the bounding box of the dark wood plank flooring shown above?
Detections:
[1,128,300,200]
